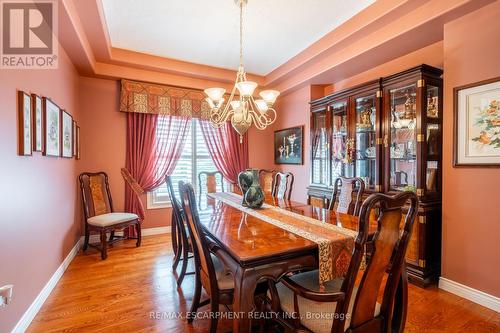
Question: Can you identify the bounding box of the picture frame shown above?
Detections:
[75,125,81,160]
[17,91,32,156]
[61,110,73,158]
[42,97,61,157]
[72,120,77,157]
[454,76,500,167]
[274,126,304,165]
[31,94,43,152]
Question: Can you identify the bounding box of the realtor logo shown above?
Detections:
[1,0,58,69]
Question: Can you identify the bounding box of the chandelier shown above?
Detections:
[204,0,280,142]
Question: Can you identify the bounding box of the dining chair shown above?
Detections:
[272,172,294,200]
[165,175,194,286]
[179,181,237,333]
[267,191,418,333]
[199,171,224,193]
[329,177,365,216]
[79,172,141,260]
[258,169,276,196]
[309,195,328,209]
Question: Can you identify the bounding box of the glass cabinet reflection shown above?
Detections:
[389,84,417,192]
[354,94,377,190]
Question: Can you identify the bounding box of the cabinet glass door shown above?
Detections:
[331,101,352,184]
[425,84,440,193]
[389,84,417,192]
[311,112,328,186]
[354,94,377,190]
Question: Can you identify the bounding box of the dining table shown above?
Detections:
[195,192,404,333]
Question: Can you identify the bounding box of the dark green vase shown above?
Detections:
[238,169,264,209]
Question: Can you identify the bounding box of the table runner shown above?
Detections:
[207,192,357,286]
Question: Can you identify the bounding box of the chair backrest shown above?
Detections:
[78,172,114,220]
[198,171,224,195]
[272,172,294,200]
[335,191,418,333]
[258,169,276,195]
[165,175,189,250]
[329,177,365,216]
[179,181,219,296]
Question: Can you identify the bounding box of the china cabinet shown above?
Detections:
[308,65,443,286]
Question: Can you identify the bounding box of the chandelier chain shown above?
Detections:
[239,1,243,67]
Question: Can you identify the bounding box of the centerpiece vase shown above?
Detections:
[237,169,264,209]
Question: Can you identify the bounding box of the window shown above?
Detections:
[147,118,226,209]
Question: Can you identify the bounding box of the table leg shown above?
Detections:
[233,267,259,333]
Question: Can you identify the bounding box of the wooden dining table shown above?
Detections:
[195,194,397,333]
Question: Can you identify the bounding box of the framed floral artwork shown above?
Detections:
[61,110,73,158]
[18,91,32,156]
[31,94,43,152]
[42,97,61,157]
[454,77,500,167]
[274,126,304,165]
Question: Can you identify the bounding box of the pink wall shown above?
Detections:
[78,76,172,229]
[253,42,444,203]
[0,47,81,332]
[441,1,500,297]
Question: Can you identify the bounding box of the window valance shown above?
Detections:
[119,79,211,119]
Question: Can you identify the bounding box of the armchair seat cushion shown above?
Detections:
[272,270,380,333]
[87,212,139,227]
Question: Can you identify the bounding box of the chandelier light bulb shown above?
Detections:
[204,87,226,102]
[236,81,258,97]
[259,90,280,104]
[230,101,242,110]
[254,99,268,113]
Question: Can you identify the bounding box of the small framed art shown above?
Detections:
[61,110,73,158]
[31,94,43,152]
[18,91,32,156]
[274,126,304,165]
[43,97,61,157]
[75,125,81,160]
[454,77,500,167]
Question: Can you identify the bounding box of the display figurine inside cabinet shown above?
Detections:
[308,65,443,287]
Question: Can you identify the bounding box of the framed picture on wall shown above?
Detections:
[75,125,81,160]
[42,97,61,157]
[61,110,73,158]
[72,120,77,157]
[274,126,304,165]
[17,91,32,156]
[31,94,43,152]
[454,76,500,167]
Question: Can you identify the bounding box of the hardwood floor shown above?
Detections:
[28,235,499,332]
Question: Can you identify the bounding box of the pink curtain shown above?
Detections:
[125,113,190,233]
[199,121,249,184]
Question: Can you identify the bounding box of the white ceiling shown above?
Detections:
[101,0,375,75]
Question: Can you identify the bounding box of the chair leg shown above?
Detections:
[83,228,90,252]
[188,275,202,323]
[176,240,189,286]
[209,298,219,333]
[109,230,115,242]
[100,230,108,260]
[135,222,141,247]
[172,239,183,270]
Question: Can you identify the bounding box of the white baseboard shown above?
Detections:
[11,238,83,333]
[439,277,500,312]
